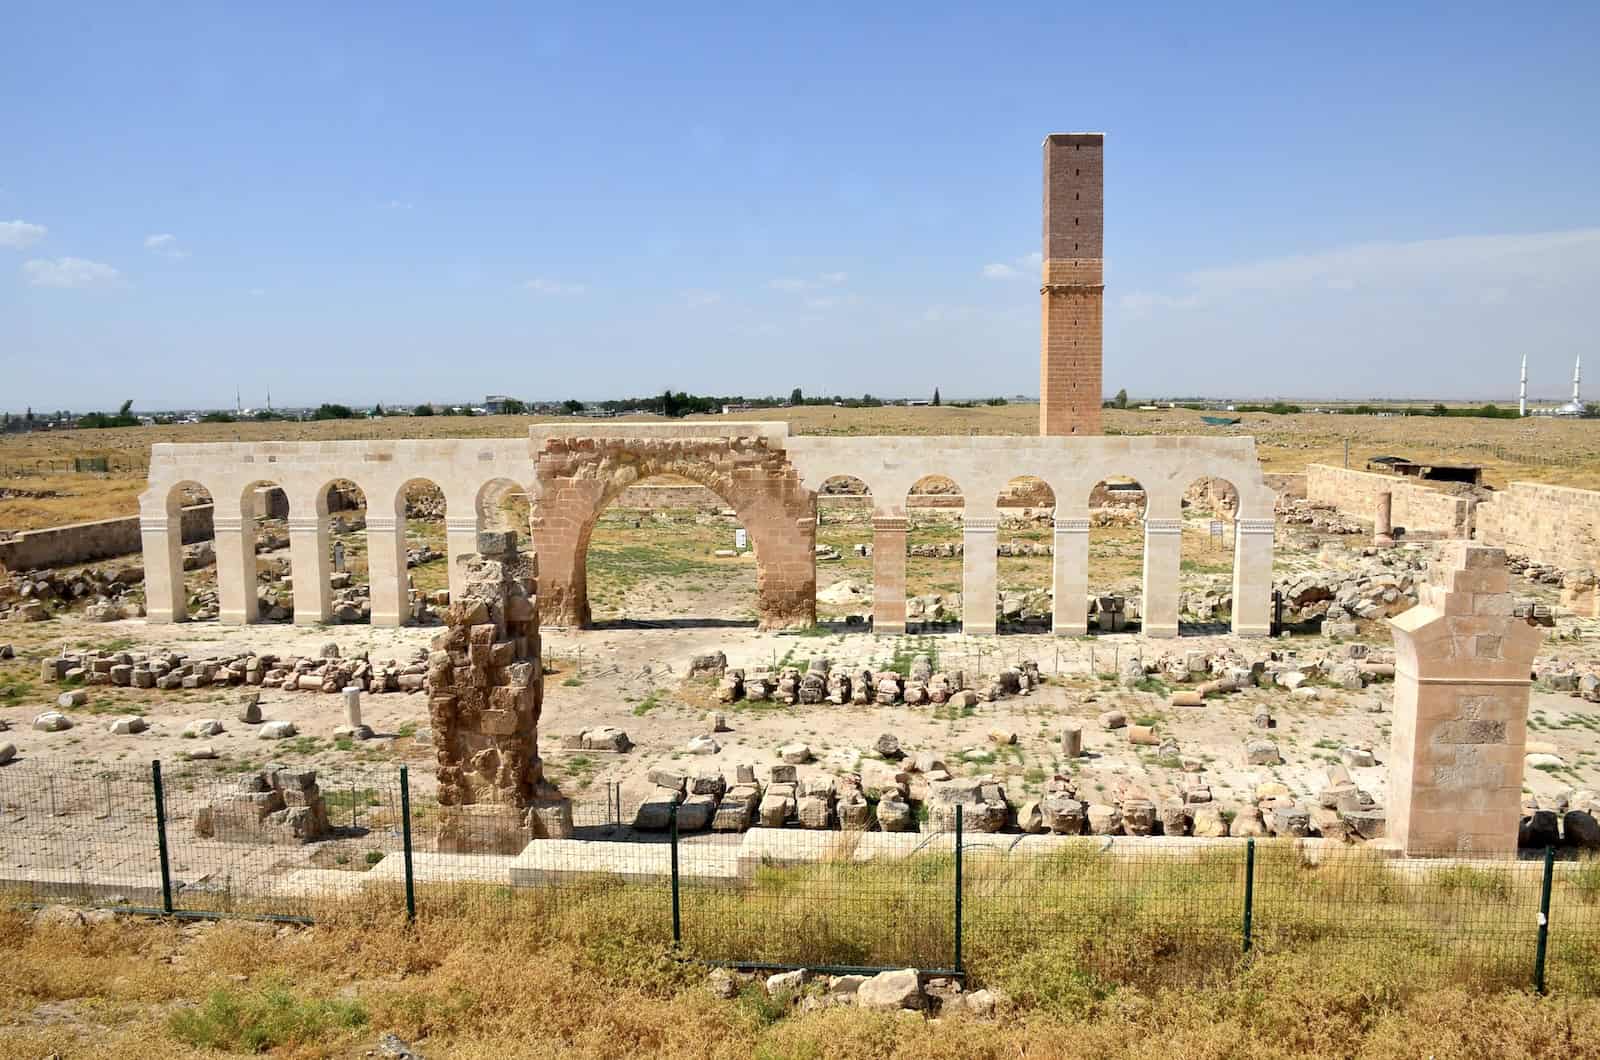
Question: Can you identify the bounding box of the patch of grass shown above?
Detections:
[562,676,584,687]
[633,691,663,716]
[168,982,367,1052]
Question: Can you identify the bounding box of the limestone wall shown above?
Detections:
[1476,481,1600,572]
[0,504,213,571]
[1305,464,1471,538]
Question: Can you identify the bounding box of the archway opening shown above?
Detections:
[906,474,962,630]
[1086,477,1147,633]
[1180,476,1240,634]
[815,475,872,625]
[401,479,449,618]
[322,478,370,624]
[579,475,760,628]
[244,480,293,622]
[997,476,1055,633]
[167,482,216,621]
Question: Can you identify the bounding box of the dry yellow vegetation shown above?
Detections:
[2,405,1598,532]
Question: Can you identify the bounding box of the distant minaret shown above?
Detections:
[1574,355,1583,406]
[236,386,242,415]
[1519,354,1528,417]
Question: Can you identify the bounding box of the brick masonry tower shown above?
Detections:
[1039,132,1105,436]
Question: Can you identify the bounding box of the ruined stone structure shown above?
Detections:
[427,531,570,851]
[1387,543,1542,856]
[1476,481,1600,573]
[1039,132,1104,437]
[1305,464,1473,538]
[530,425,817,629]
[140,424,1278,638]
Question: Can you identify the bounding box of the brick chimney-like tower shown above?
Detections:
[1039,132,1105,436]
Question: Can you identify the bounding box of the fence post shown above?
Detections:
[669,802,682,947]
[1242,838,1255,954]
[399,765,416,923]
[954,804,964,973]
[1535,845,1555,994]
[151,760,174,915]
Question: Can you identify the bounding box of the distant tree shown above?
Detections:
[562,399,585,415]
[117,399,134,418]
[984,396,1008,406]
[500,398,527,415]
[312,403,356,421]
[25,407,34,424]
[1431,403,1448,416]
[1113,388,1129,409]
[200,411,236,423]
[789,387,803,406]
[373,403,386,417]
[413,404,434,417]
[253,409,279,422]
[932,387,941,406]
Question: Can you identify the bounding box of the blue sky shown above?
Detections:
[3,2,1597,411]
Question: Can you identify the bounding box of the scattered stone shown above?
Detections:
[1244,739,1282,766]
[778,742,812,764]
[856,968,924,1011]
[1098,710,1127,730]
[108,714,147,735]
[56,689,87,708]
[32,711,72,732]
[184,718,225,738]
[258,720,297,740]
[874,732,903,759]
[686,735,721,755]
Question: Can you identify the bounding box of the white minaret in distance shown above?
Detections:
[1574,355,1583,406]
[1520,353,1528,416]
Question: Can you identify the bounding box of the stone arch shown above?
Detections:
[815,475,873,624]
[531,436,815,629]
[1179,475,1241,633]
[394,477,450,615]
[159,480,216,621]
[1085,475,1147,633]
[997,475,1055,632]
[905,474,963,630]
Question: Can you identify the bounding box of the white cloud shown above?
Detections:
[380,199,415,210]
[0,220,47,249]
[524,277,586,296]
[981,262,1018,278]
[23,257,121,288]
[682,289,722,307]
[144,233,189,259]
[248,287,267,297]
[981,251,1041,279]
[769,272,848,292]
[1121,227,1600,317]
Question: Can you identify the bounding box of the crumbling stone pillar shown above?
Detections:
[288,513,332,625]
[366,511,408,627]
[428,530,570,852]
[1230,516,1275,637]
[871,515,907,634]
[963,514,999,635]
[214,506,259,625]
[1140,516,1182,638]
[1388,543,1543,856]
[138,510,184,623]
[1375,491,1396,548]
[1052,512,1089,635]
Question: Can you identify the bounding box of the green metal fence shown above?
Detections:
[1,759,1597,993]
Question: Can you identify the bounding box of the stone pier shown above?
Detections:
[1387,543,1543,856]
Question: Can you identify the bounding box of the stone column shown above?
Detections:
[366,512,409,627]
[288,514,332,625]
[1140,517,1182,638]
[963,514,999,635]
[1052,513,1089,635]
[1388,543,1543,856]
[871,515,907,635]
[214,508,259,625]
[139,511,185,623]
[1231,517,1275,637]
[1375,491,1396,547]
[445,515,479,603]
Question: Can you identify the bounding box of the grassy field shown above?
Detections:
[4,404,1599,532]
[3,843,1599,1057]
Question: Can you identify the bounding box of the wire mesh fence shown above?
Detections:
[1,759,1597,993]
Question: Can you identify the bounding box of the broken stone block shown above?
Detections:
[778,742,812,764]
[1061,722,1083,757]
[258,720,297,739]
[677,793,717,831]
[1520,810,1561,849]
[56,690,87,709]
[1244,739,1282,766]
[633,786,684,831]
[686,735,720,755]
[1098,710,1126,730]
[1191,804,1228,837]
[1086,803,1121,836]
[1229,807,1267,837]
[1041,795,1085,835]
[1158,804,1190,836]
[759,792,796,828]
[1341,746,1376,768]
[856,968,924,1011]
[33,711,72,732]
[875,793,915,832]
[107,715,147,735]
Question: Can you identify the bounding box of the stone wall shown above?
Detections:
[0,503,213,571]
[1475,481,1600,572]
[1305,464,1471,538]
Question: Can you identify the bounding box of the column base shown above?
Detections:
[964,621,997,636]
[371,611,406,629]
[1231,623,1272,638]
[293,612,329,627]
[1053,620,1088,636]
[874,620,906,636]
[219,610,252,626]
[1143,623,1179,639]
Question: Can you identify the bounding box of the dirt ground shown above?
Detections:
[4,522,1599,829]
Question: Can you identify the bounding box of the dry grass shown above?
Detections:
[2,847,1598,1057]
[5,404,1599,532]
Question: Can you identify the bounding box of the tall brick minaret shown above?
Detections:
[1039,133,1105,436]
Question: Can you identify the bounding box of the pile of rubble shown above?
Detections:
[696,651,1044,708]
[711,965,997,1018]
[193,766,333,844]
[906,541,1054,558]
[40,641,431,694]
[1276,549,1428,631]
[1,558,154,622]
[1278,498,1364,534]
